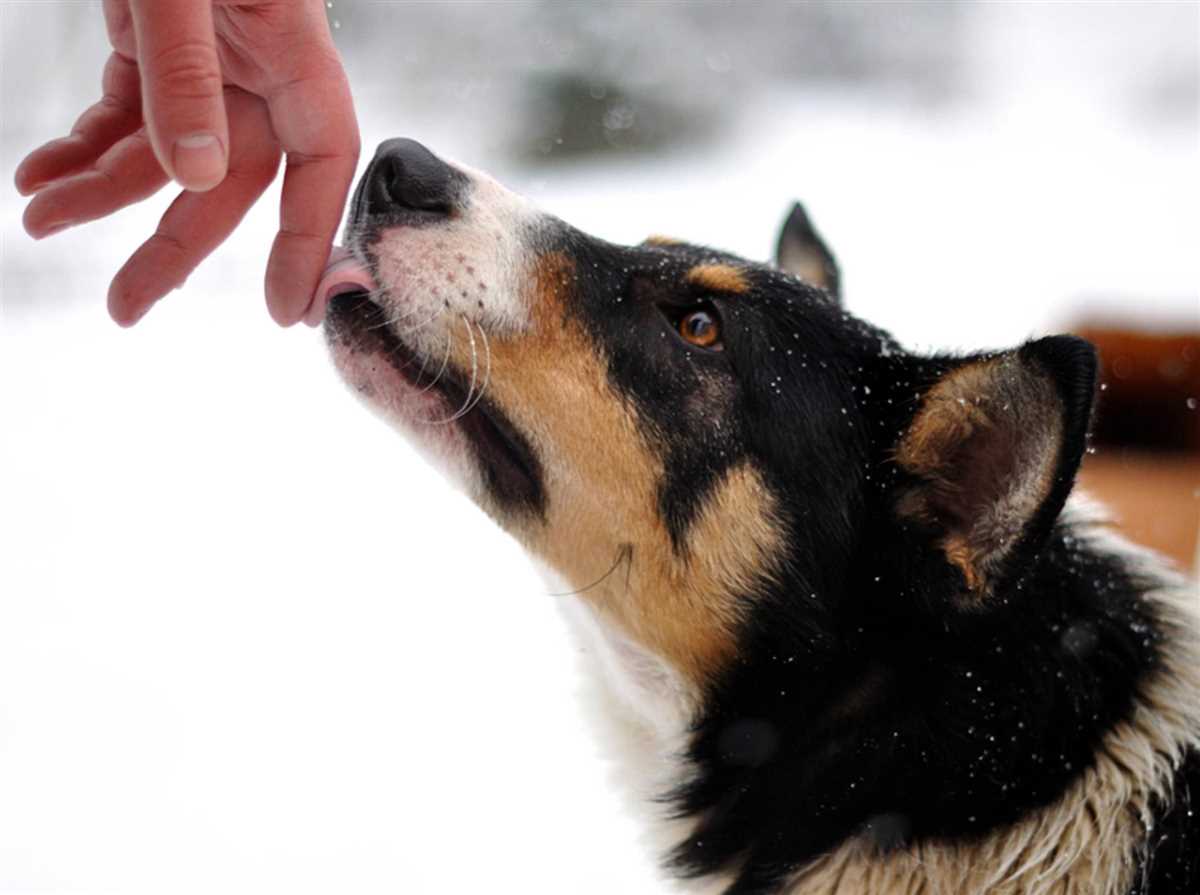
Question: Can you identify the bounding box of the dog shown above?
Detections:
[319,139,1200,895]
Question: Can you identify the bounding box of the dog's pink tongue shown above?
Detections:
[306,246,377,327]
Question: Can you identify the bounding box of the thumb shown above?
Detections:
[129,0,228,192]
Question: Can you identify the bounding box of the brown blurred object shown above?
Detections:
[1078,449,1199,573]
[1076,327,1200,451]
[1072,324,1200,573]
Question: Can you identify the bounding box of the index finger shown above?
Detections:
[262,48,361,326]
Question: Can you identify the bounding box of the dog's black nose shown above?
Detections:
[367,138,461,217]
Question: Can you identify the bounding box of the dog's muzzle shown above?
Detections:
[311,138,469,324]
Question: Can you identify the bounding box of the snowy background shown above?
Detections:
[2,2,1197,894]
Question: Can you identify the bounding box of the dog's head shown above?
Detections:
[323,139,1097,695]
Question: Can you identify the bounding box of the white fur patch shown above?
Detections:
[369,159,543,361]
[539,562,733,891]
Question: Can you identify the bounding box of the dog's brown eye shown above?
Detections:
[679,308,723,350]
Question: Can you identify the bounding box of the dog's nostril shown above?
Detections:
[370,138,458,216]
[380,156,449,212]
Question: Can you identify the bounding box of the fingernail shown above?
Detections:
[173,134,226,191]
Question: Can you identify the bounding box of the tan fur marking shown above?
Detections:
[779,540,1200,894]
[943,535,983,591]
[895,364,997,479]
[645,234,682,247]
[896,356,1063,594]
[448,253,784,685]
[687,263,751,295]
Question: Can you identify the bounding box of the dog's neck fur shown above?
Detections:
[556,504,1200,895]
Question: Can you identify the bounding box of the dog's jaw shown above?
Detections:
[321,158,548,513]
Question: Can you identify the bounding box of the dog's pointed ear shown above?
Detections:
[775,202,840,301]
[894,336,1097,599]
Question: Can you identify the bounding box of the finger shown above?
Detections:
[128,0,228,192]
[109,92,282,326]
[263,47,361,326]
[22,129,168,239]
[14,53,143,196]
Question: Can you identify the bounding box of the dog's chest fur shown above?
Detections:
[556,519,1200,895]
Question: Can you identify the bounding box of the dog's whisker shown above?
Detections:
[439,317,493,424]
[419,316,480,426]
[415,330,453,396]
[453,321,493,420]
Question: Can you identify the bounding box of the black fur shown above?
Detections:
[533,219,1193,894]
[338,140,1197,893]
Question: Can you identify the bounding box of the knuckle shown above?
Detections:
[98,93,137,117]
[158,66,224,103]
[101,53,139,97]
[273,41,341,77]
[141,233,191,282]
[149,230,188,256]
[149,42,223,102]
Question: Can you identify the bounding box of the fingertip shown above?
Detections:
[264,280,301,326]
[107,288,152,327]
[14,148,62,197]
[111,309,144,328]
[15,137,85,196]
[31,223,71,241]
[266,300,303,328]
[14,149,44,195]
[22,201,70,240]
[14,168,41,197]
[265,241,325,328]
[107,270,156,327]
[302,301,325,328]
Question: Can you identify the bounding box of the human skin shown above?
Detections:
[14,0,361,328]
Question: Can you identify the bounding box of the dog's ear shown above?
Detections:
[775,202,840,301]
[894,336,1097,600]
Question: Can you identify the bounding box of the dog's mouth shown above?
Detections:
[325,288,545,515]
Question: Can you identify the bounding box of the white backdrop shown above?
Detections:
[2,3,1197,894]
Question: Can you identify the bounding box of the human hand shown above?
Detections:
[14,0,360,327]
